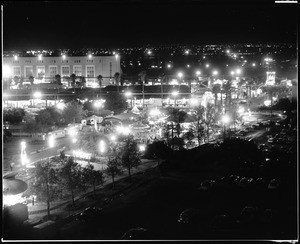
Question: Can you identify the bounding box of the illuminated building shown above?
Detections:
[3,55,121,87]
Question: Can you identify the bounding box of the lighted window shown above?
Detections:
[24,66,33,78]
[61,65,70,77]
[49,66,58,77]
[86,65,95,77]
[73,65,82,76]
[36,66,45,79]
[12,66,21,77]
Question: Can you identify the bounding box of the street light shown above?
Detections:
[21,141,26,154]
[124,91,133,108]
[33,91,42,99]
[236,68,242,75]
[167,64,172,69]
[62,54,66,60]
[88,54,92,59]
[221,114,231,140]
[177,72,183,79]
[56,102,66,110]
[205,64,210,68]
[99,140,106,154]
[212,70,218,76]
[38,54,42,60]
[252,63,256,67]
[190,98,199,106]
[48,135,55,148]
[139,144,146,152]
[195,70,201,76]
[14,55,18,61]
[172,91,179,107]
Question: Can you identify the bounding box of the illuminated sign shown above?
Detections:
[266,72,276,86]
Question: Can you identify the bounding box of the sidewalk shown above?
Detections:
[27,159,158,220]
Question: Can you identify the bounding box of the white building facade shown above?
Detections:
[3,55,121,87]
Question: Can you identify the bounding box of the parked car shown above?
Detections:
[239,206,257,224]
[238,177,253,188]
[228,175,240,185]
[121,227,148,240]
[268,179,280,190]
[77,207,103,222]
[198,180,216,191]
[259,144,268,150]
[178,208,201,224]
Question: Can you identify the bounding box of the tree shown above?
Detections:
[144,140,171,165]
[30,160,60,219]
[13,76,20,88]
[212,83,221,110]
[35,107,62,132]
[62,101,86,124]
[97,75,103,87]
[82,164,104,198]
[22,114,43,133]
[28,76,34,86]
[105,92,128,114]
[105,154,123,188]
[192,105,206,146]
[203,103,216,142]
[53,74,61,85]
[70,74,76,87]
[167,108,187,149]
[223,80,233,107]
[184,129,195,148]
[114,72,120,92]
[80,76,86,88]
[3,108,26,124]
[119,135,141,182]
[59,157,84,207]
[138,71,147,85]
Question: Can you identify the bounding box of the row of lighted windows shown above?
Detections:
[11,65,96,78]
[8,59,102,64]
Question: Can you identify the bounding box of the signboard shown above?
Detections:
[266,72,275,86]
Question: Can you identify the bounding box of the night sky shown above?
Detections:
[3,0,298,50]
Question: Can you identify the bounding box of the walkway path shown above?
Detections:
[26,158,158,220]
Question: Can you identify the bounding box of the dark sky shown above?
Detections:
[3,0,298,50]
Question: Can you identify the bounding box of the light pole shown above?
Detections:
[177,72,183,102]
[221,114,230,141]
[33,91,42,107]
[99,140,106,170]
[172,91,179,107]
[125,91,133,108]
[20,141,27,166]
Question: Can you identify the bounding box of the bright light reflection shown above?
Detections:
[139,144,146,152]
[221,115,231,124]
[48,135,55,148]
[172,91,179,97]
[99,140,106,154]
[33,91,42,99]
[3,194,26,207]
[3,65,11,78]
